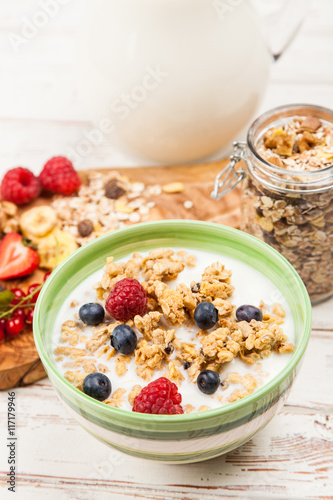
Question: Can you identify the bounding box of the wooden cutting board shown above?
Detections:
[0,159,242,390]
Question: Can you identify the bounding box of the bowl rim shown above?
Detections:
[34,220,312,423]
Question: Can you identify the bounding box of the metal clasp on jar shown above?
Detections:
[211,141,247,200]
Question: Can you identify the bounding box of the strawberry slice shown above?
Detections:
[0,233,40,280]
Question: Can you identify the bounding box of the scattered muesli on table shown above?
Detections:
[52,171,162,246]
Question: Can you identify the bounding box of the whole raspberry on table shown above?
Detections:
[39,156,81,196]
[105,278,148,322]
[132,377,184,415]
[1,167,40,205]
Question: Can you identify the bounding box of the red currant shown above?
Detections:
[0,318,7,330]
[44,271,51,281]
[10,288,26,305]
[27,284,41,304]
[0,326,5,342]
[13,308,26,322]
[26,308,34,325]
[6,317,24,336]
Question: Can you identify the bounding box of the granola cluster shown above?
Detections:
[54,248,294,412]
[258,116,333,171]
[242,116,333,302]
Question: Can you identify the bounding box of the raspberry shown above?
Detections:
[105,278,148,322]
[39,156,81,196]
[132,377,184,415]
[1,167,40,205]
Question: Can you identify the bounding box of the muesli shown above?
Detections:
[51,171,161,246]
[242,116,333,302]
[53,248,294,414]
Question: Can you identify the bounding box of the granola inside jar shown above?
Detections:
[212,105,333,304]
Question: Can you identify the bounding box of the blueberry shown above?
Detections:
[111,324,137,355]
[236,304,263,323]
[197,370,220,395]
[83,372,111,401]
[193,302,218,330]
[79,303,105,326]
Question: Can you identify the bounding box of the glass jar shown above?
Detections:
[212,104,333,304]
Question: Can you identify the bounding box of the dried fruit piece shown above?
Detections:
[37,229,78,269]
[114,200,133,214]
[78,219,94,237]
[19,206,57,239]
[297,131,320,153]
[264,128,295,157]
[300,117,321,132]
[162,182,185,194]
[104,179,126,199]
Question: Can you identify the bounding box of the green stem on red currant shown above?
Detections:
[0,283,43,320]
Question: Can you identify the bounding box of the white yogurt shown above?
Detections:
[52,248,295,412]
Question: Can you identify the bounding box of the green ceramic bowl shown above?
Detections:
[34,221,312,464]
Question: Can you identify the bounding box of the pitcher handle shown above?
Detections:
[252,0,312,60]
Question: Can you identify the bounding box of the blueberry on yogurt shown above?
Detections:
[83,373,111,401]
[79,303,105,326]
[194,302,218,330]
[197,370,220,395]
[111,324,137,355]
[236,305,263,323]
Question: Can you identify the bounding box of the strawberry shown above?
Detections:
[0,233,40,280]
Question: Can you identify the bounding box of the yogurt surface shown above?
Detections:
[52,247,295,412]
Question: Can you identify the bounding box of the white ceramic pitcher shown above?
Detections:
[76,0,308,164]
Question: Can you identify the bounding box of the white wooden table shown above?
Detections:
[0,1,333,499]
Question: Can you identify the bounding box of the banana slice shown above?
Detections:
[20,206,58,240]
[37,229,78,270]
